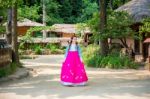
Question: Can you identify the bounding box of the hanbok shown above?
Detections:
[60,44,88,86]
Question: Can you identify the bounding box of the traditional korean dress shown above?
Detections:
[60,44,88,86]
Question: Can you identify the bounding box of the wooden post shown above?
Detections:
[140,40,143,54]
[42,0,47,39]
[148,44,150,71]
[148,56,150,71]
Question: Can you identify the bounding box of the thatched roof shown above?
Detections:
[18,19,44,27]
[3,19,44,27]
[116,0,150,22]
[18,37,82,43]
[48,24,91,34]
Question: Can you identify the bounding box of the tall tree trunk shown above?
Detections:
[11,3,19,64]
[99,0,109,56]
[42,0,47,39]
[6,8,12,44]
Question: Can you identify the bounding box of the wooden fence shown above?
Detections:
[0,48,12,67]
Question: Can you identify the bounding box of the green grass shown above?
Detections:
[0,62,18,78]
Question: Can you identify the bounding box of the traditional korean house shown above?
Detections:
[115,0,150,61]
[46,24,91,46]
[17,19,44,36]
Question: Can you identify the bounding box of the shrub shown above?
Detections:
[45,43,65,54]
[82,44,138,69]
[34,45,42,54]
[0,62,18,78]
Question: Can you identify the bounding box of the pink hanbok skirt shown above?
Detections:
[60,51,88,86]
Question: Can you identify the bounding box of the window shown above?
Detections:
[33,31,43,38]
[47,32,60,37]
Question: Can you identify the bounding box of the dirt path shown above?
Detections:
[0,55,150,99]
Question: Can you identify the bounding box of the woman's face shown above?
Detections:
[72,37,77,43]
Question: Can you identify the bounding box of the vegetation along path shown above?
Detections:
[0,55,150,99]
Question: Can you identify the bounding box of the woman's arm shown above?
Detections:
[65,46,69,57]
[78,46,82,60]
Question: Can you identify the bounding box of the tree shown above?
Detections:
[6,8,12,44]
[18,5,40,21]
[77,0,98,22]
[0,9,6,35]
[45,0,62,25]
[99,0,109,56]
[109,0,113,10]
[59,0,73,23]
[18,0,99,24]
[88,11,134,49]
[0,0,20,64]
[42,0,46,39]
[11,3,19,64]
[106,11,134,48]
[108,0,131,10]
[140,18,150,35]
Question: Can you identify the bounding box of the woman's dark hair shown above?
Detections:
[68,35,78,51]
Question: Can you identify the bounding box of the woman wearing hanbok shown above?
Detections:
[60,35,88,86]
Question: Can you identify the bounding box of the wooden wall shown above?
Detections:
[62,33,75,38]
[0,48,12,67]
[17,26,30,36]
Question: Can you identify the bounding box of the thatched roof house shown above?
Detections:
[3,19,44,36]
[44,24,91,46]
[115,0,150,61]
[16,19,44,36]
[17,19,44,27]
[50,24,90,34]
[116,0,150,22]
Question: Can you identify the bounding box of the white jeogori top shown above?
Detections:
[65,44,82,58]
[69,44,78,51]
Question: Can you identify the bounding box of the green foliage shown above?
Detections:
[139,18,150,35]
[18,5,40,21]
[26,26,55,35]
[19,26,54,49]
[0,0,22,7]
[75,23,88,38]
[105,11,134,39]
[77,0,98,22]
[34,45,42,54]
[0,8,6,34]
[46,43,59,53]
[0,26,5,34]
[19,30,33,50]
[64,0,83,23]
[88,11,134,40]
[83,44,138,69]
[82,44,99,66]
[107,0,131,10]
[14,0,99,24]
[45,0,63,25]
[0,62,18,78]
[87,12,100,42]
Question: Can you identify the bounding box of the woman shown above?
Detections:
[60,35,88,86]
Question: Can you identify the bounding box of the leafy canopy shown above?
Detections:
[140,18,150,33]
[88,11,134,40]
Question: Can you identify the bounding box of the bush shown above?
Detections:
[0,62,18,78]
[45,43,64,54]
[82,44,138,69]
[34,45,42,54]
[46,43,59,49]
